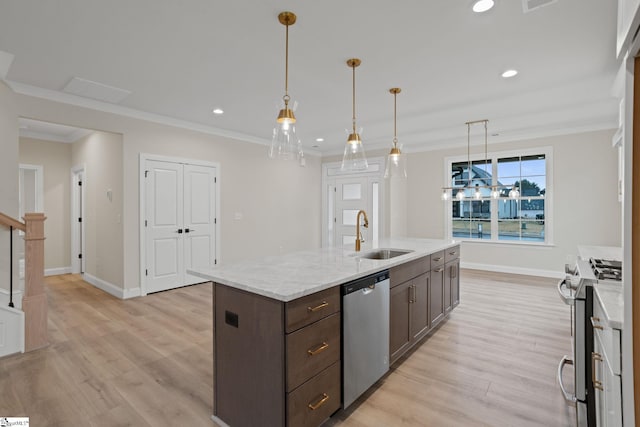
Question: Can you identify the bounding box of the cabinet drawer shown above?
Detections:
[286,287,340,333]
[445,245,460,263]
[287,362,341,427]
[592,297,621,375]
[390,255,430,287]
[286,313,341,391]
[430,251,445,268]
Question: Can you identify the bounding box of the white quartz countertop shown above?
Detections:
[577,245,622,261]
[594,282,624,329]
[188,238,459,302]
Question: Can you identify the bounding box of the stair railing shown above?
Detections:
[0,211,47,351]
[0,212,26,308]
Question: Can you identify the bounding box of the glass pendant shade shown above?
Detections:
[269,120,301,160]
[341,58,368,171]
[342,129,368,171]
[270,11,303,163]
[384,145,407,178]
[491,186,500,199]
[474,185,482,199]
[509,186,520,199]
[441,189,450,201]
[384,88,407,179]
[456,189,466,200]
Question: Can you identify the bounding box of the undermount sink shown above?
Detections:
[358,248,413,260]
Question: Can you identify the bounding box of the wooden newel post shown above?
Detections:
[22,212,48,352]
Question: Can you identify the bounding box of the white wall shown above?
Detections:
[72,131,124,287]
[19,137,72,271]
[0,82,18,292]
[406,129,621,275]
[13,93,322,294]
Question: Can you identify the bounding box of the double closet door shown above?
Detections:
[145,159,217,294]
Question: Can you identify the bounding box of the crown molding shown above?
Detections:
[6,80,322,156]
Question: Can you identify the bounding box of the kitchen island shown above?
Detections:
[190,238,460,427]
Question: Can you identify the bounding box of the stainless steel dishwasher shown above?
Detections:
[342,270,390,409]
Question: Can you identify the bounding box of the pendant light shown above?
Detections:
[384,88,407,179]
[269,11,303,161]
[341,58,368,171]
[443,119,500,201]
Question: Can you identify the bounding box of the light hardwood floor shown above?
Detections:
[0,271,575,426]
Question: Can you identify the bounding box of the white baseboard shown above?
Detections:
[45,266,72,276]
[0,288,23,309]
[123,287,141,299]
[461,262,564,279]
[82,273,140,300]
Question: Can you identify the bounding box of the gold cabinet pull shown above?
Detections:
[308,393,329,410]
[591,316,604,330]
[434,267,444,273]
[448,251,457,256]
[434,257,443,262]
[592,352,603,390]
[307,301,329,312]
[307,342,329,356]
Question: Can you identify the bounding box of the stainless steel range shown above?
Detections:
[557,257,622,426]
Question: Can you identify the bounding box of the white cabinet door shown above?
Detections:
[594,330,623,427]
[145,160,217,293]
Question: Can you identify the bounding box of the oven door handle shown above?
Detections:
[557,279,575,306]
[557,355,577,403]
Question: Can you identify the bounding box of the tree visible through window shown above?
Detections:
[448,152,547,243]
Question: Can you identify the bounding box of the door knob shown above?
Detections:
[177,229,183,233]
[185,228,191,233]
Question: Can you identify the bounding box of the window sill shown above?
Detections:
[453,238,555,248]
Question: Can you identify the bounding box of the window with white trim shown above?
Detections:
[446,148,551,244]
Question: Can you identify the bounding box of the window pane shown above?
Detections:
[521,155,545,176]
[497,157,520,178]
[342,183,362,200]
[452,200,491,239]
[521,219,545,241]
[518,178,545,196]
[342,209,359,226]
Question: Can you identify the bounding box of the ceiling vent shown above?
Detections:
[63,77,131,104]
[522,0,558,13]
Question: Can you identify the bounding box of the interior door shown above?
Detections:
[145,160,184,293]
[183,164,217,285]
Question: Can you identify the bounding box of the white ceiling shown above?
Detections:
[0,0,620,155]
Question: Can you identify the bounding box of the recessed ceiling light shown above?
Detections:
[312,145,319,148]
[501,69,518,78]
[315,138,324,142]
[473,0,495,13]
[212,108,224,115]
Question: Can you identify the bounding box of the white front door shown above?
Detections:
[144,159,217,294]
[335,177,369,247]
[322,159,385,249]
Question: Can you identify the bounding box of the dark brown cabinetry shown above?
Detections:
[389,245,460,365]
[389,256,430,365]
[445,246,460,312]
[430,251,445,327]
[214,284,341,427]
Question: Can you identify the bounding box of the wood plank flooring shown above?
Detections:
[0,270,576,426]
